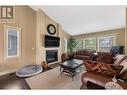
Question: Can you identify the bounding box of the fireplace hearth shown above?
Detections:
[46,50,58,63]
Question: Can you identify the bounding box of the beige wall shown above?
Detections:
[0,6,71,72]
[45,16,59,36]
[59,25,70,54]
[36,9,71,64]
[0,6,36,69]
[73,28,125,50]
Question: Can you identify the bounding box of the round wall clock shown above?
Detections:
[47,24,56,35]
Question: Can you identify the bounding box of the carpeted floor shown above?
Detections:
[26,66,85,89]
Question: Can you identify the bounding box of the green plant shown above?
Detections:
[67,37,78,55]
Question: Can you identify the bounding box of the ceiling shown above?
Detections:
[30,6,126,36]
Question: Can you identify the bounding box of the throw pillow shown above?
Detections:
[84,60,98,71]
[85,50,90,56]
[96,52,113,64]
[85,60,123,77]
[78,50,84,55]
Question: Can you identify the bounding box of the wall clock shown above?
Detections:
[47,24,56,35]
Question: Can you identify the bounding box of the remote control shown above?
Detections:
[112,77,117,82]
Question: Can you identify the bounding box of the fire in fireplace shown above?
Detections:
[46,50,58,63]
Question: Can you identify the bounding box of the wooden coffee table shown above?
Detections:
[60,59,84,80]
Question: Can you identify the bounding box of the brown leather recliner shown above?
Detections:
[81,54,127,89]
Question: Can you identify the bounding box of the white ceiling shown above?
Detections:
[30,6,126,36]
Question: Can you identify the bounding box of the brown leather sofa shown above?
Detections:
[81,54,127,89]
[61,49,96,62]
[74,49,96,60]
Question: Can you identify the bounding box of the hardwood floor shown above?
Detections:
[0,64,57,89]
[0,73,30,89]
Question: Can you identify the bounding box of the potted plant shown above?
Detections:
[67,37,78,60]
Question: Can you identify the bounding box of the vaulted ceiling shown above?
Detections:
[30,6,126,35]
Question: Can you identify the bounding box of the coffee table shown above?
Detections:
[60,59,84,80]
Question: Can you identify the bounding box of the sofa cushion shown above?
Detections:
[84,50,90,56]
[119,70,127,81]
[84,50,95,56]
[85,60,123,77]
[74,55,89,60]
[82,72,112,87]
[77,50,84,55]
[96,52,113,64]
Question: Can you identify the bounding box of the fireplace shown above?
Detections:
[46,50,58,63]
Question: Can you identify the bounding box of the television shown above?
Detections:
[45,35,60,47]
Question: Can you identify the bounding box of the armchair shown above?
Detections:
[81,54,127,89]
[110,46,124,57]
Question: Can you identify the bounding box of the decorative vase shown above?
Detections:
[41,61,48,68]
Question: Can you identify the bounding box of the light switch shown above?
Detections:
[32,48,35,50]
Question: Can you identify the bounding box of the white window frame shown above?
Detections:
[5,26,21,59]
[64,38,68,53]
[85,37,97,50]
[75,39,82,50]
[83,35,116,52]
[8,36,12,51]
[83,38,86,49]
[98,35,116,52]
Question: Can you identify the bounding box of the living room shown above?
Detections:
[0,5,127,90]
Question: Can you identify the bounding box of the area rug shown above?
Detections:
[25,66,85,89]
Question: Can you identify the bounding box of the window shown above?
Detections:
[98,36,116,52]
[85,38,97,50]
[6,27,21,58]
[64,38,67,52]
[82,35,116,52]
[75,39,82,50]
[83,39,86,49]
